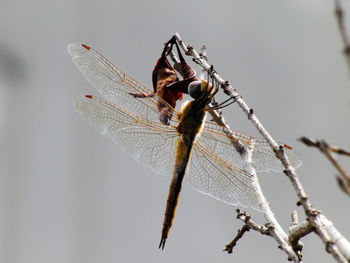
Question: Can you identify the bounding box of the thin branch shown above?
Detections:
[288,217,313,258]
[198,44,208,81]
[334,0,350,78]
[224,224,251,254]
[173,33,350,262]
[287,211,307,258]
[299,137,350,195]
[196,44,224,118]
[236,210,271,235]
[172,33,300,262]
[328,146,350,157]
[299,136,350,156]
[224,209,271,254]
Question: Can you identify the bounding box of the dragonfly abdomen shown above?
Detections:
[159,82,215,249]
[159,140,193,250]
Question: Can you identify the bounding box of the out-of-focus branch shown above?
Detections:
[334,0,350,79]
[299,137,350,195]
[328,146,350,157]
[173,32,350,262]
[300,136,350,156]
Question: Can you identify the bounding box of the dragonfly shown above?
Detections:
[68,43,302,249]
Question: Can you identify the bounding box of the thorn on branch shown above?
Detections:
[308,209,320,217]
[199,53,207,60]
[185,45,193,55]
[209,65,217,76]
[222,80,229,89]
[273,144,286,160]
[326,240,336,254]
[296,197,308,207]
[248,108,254,120]
[192,57,200,63]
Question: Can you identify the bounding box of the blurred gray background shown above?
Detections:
[1,0,350,262]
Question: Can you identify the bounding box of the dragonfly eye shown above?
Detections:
[188,80,202,99]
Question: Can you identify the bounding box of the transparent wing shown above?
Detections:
[200,122,302,173]
[188,141,262,211]
[74,95,262,210]
[68,43,178,126]
[74,95,178,177]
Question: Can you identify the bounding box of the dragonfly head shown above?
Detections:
[188,80,214,99]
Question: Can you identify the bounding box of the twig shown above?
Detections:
[334,0,350,78]
[198,44,208,81]
[288,211,313,258]
[236,209,271,235]
[299,136,350,156]
[299,137,350,195]
[224,224,251,254]
[196,44,222,117]
[224,209,270,254]
[287,211,305,258]
[174,33,350,262]
[328,146,350,157]
[172,33,300,262]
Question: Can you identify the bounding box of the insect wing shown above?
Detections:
[68,43,178,126]
[74,95,178,177]
[187,141,262,211]
[200,122,302,173]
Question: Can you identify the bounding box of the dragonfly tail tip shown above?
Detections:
[159,238,166,250]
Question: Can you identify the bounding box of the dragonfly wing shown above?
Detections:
[74,95,178,177]
[68,43,178,126]
[187,141,262,211]
[200,122,302,173]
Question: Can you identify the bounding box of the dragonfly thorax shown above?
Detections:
[177,82,214,146]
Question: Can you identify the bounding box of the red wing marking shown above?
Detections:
[81,44,91,50]
[283,144,293,150]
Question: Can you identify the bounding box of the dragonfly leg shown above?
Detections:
[129,92,155,98]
